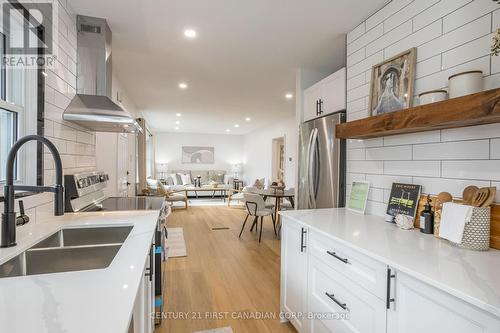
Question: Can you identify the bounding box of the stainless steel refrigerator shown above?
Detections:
[297,111,346,209]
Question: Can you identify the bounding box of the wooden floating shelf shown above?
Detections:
[336,88,500,139]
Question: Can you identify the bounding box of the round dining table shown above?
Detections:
[248,187,295,228]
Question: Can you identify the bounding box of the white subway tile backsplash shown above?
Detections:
[347,83,370,102]
[441,123,500,141]
[413,140,490,160]
[491,139,500,159]
[347,48,366,67]
[347,51,383,79]
[366,145,412,161]
[368,187,385,202]
[413,176,490,197]
[347,173,366,184]
[415,55,442,79]
[442,160,500,181]
[384,20,442,60]
[347,109,369,121]
[366,20,412,56]
[384,0,439,33]
[366,0,413,30]
[413,0,472,31]
[347,138,384,149]
[443,0,498,33]
[347,72,366,91]
[347,160,384,174]
[366,200,388,216]
[384,161,441,177]
[383,131,440,146]
[347,148,366,161]
[347,96,367,113]
[418,15,491,62]
[365,174,413,189]
[348,22,366,44]
[348,24,384,55]
[441,34,492,70]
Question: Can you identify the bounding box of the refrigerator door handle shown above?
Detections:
[305,128,315,208]
[308,128,319,209]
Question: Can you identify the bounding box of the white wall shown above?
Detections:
[155,132,244,175]
[242,117,298,188]
[345,0,500,217]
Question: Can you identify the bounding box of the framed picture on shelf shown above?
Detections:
[369,47,416,116]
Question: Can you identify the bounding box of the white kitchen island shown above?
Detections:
[280,208,500,333]
[0,210,160,333]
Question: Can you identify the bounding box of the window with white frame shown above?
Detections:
[0,3,43,188]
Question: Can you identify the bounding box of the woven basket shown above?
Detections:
[451,207,490,251]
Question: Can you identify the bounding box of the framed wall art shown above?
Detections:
[369,48,416,116]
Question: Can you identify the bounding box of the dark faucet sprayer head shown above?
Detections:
[1,135,64,248]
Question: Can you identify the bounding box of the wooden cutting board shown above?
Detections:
[415,194,500,250]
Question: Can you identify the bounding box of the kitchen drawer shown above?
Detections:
[308,256,386,333]
[309,230,387,300]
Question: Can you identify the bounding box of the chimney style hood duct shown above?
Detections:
[63,15,141,133]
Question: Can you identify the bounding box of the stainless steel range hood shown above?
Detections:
[63,15,141,133]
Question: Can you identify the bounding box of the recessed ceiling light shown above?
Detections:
[176,113,182,117]
[234,124,240,128]
[225,129,231,133]
[175,127,179,130]
[175,120,180,125]
[184,29,197,39]
[178,82,188,89]
[245,117,251,122]
[285,93,294,99]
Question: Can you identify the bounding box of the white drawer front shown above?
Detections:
[308,256,386,333]
[309,230,387,300]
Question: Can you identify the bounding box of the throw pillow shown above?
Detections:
[179,173,192,185]
[168,173,179,185]
[175,174,183,185]
[253,178,265,190]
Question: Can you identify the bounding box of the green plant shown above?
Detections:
[492,29,500,56]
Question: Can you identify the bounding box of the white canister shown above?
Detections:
[448,70,483,98]
[418,89,448,105]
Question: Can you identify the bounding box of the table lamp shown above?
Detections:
[232,164,242,179]
[157,163,169,180]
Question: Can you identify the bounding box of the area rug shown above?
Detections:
[165,227,187,258]
[188,198,228,206]
[194,327,233,333]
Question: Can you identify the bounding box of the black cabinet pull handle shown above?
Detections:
[316,100,319,116]
[319,99,323,114]
[300,228,307,252]
[325,292,348,311]
[145,243,154,281]
[386,267,396,309]
[327,251,348,264]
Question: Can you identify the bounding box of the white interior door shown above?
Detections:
[117,134,130,197]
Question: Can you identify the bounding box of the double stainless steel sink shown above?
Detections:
[0,226,133,278]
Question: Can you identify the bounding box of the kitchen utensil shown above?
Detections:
[481,187,497,208]
[471,188,490,207]
[462,185,479,205]
[436,192,453,206]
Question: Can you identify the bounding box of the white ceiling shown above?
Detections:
[69,0,388,134]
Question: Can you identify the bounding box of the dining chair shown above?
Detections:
[239,193,276,242]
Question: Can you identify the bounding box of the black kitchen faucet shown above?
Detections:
[1,135,64,248]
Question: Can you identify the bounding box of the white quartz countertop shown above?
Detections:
[280,208,500,318]
[0,210,160,333]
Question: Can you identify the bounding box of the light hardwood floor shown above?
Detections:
[156,205,296,333]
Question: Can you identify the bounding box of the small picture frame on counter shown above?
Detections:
[386,183,422,222]
[347,181,370,214]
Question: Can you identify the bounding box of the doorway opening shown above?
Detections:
[272,136,285,183]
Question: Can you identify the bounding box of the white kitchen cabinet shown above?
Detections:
[303,83,322,122]
[387,270,500,333]
[303,67,346,122]
[280,217,309,333]
[308,256,386,333]
[131,242,155,333]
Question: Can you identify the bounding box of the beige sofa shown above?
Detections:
[163,170,233,197]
